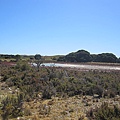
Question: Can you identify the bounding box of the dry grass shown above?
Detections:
[8,95,119,120]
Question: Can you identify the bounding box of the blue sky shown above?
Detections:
[0,0,120,57]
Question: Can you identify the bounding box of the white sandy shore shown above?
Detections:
[39,63,120,71]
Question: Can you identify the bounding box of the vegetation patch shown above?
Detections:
[0,60,120,119]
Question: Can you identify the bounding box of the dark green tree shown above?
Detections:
[63,50,92,62]
[75,50,92,62]
[93,53,117,63]
[15,54,21,62]
[34,54,42,71]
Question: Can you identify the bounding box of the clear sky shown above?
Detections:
[0,0,120,57]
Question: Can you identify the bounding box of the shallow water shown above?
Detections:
[32,63,120,71]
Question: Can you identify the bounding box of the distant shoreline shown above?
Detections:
[1,61,120,71]
[43,61,120,66]
[32,62,120,71]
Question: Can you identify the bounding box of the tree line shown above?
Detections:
[0,50,120,63]
[0,54,34,61]
[57,50,120,63]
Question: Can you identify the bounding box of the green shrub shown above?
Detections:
[87,102,120,120]
[0,93,24,120]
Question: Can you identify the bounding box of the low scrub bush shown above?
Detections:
[87,102,120,120]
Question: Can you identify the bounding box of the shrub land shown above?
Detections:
[0,61,120,120]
